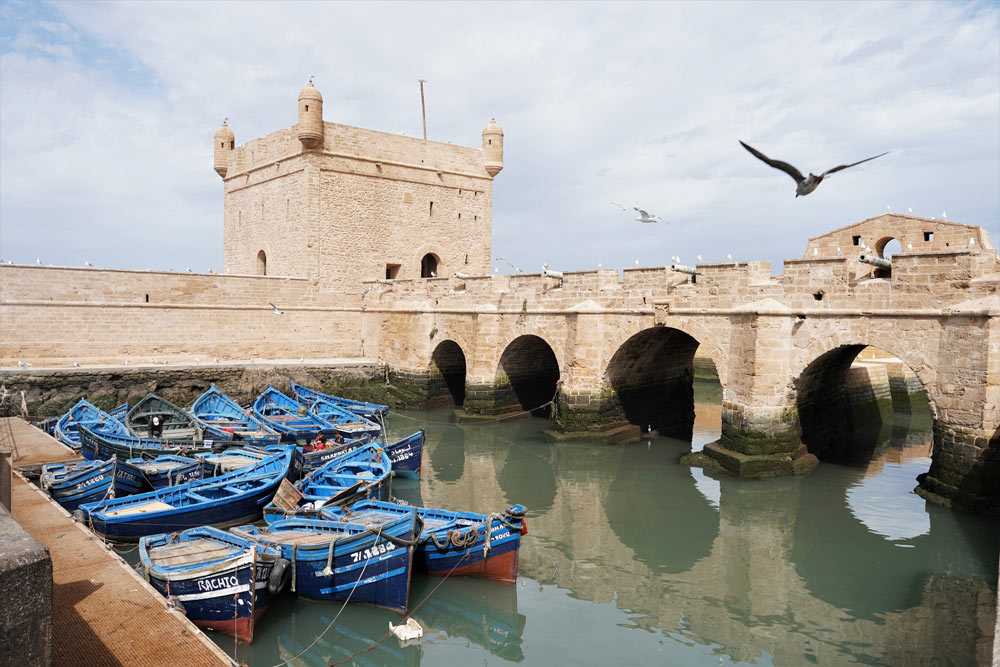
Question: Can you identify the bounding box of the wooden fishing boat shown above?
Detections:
[139,526,288,643]
[231,510,417,613]
[108,402,131,421]
[54,398,128,451]
[262,444,391,524]
[296,430,421,477]
[197,447,273,477]
[78,423,223,461]
[303,398,381,440]
[253,386,337,443]
[125,393,204,441]
[326,500,527,584]
[40,458,145,511]
[290,382,389,421]
[126,454,204,489]
[191,385,279,446]
[78,447,299,542]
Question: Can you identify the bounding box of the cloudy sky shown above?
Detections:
[1,1,997,275]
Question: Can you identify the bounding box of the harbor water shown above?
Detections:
[184,380,997,666]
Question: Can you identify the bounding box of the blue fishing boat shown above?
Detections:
[78,423,222,461]
[40,458,145,511]
[263,444,391,524]
[299,434,372,476]
[326,500,527,584]
[304,398,381,440]
[78,447,299,542]
[253,386,337,443]
[125,393,204,441]
[231,510,417,613]
[139,526,288,643]
[197,447,273,476]
[108,402,131,421]
[54,398,128,451]
[290,382,389,421]
[191,385,279,446]
[296,430,422,478]
[126,455,204,489]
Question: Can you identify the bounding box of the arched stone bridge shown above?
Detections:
[362,214,999,514]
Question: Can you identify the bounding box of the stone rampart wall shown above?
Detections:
[0,266,362,364]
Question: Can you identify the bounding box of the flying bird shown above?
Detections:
[610,201,627,211]
[739,140,889,197]
[269,303,284,315]
[634,208,664,224]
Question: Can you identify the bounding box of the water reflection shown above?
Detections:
[214,385,998,666]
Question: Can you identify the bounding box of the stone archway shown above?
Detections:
[496,335,560,417]
[795,344,935,465]
[429,339,466,406]
[605,326,701,439]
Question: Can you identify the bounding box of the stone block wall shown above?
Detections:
[0,504,52,665]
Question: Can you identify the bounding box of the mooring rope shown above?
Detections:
[269,525,382,667]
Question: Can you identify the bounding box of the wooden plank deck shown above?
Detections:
[4,418,231,666]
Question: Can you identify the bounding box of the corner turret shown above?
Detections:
[297,78,324,150]
[482,118,503,177]
[213,118,235,178]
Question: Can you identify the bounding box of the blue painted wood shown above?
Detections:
[126,455,205,489]
[325,500,527,583]
[231,511,416,613]
[78,423,223,461]
[290,382,389,420]
[79,447,300,542]
[125,393,205,441]
[262,444,391,524]
[54,399,129,451]
[41,458,145,510]
[191,385,280,447]
[139,526,284,643]
[253,386,337,442]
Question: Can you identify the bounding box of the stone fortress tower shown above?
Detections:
[213,79,502,292]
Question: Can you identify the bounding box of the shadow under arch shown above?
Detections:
[605,326,701,439]
[430,339,467,406]
[604,440,720,574]
[496,334,560,417]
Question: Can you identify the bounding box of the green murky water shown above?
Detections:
[193,381,997,667]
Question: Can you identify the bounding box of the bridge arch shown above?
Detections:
[429,339,467,406]
[495,334,560,417]
[790,339,937,466]
[604,323,723,439]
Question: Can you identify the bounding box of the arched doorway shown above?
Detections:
[605,327,704,439]
[256,250,267,276]
[429,340,466,406]
[496,335,559,417]
[421,253,439,278]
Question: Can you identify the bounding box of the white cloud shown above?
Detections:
[1,1,997,273]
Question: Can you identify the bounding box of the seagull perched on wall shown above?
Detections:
[17,360,27,368]
[739,141,889,197]
[84,261,93,267]
[942,211,948,219]
[727,253,733,261]
[36,257,41,265]
[269,303,284,315]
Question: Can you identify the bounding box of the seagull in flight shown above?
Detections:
[610,201,628,211]
[634,207,664,224]
[739,141,888,197]
[269,303,284,315]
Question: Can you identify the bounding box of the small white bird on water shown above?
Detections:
[269,303,284,315]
